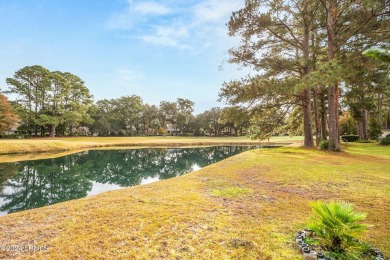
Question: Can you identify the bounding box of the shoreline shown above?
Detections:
[0,136,297,161]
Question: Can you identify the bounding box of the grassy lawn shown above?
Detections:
[0,143,388,259]
[0,136,301,157]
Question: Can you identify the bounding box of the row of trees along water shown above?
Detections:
[0,66,248,137]
[1,1,389,148]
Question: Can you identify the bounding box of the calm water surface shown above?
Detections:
[0,146,263,215]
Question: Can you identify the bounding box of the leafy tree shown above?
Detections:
[141,104,160,135]
[6,65,51,135]
[220,107,250,136]
[339,112,357,136]
[159,101,179,134]
[59,72,94,135]
[0,94,19,135]
[176,98,195,135]
[5,67,94,136]
[196,107,223,136]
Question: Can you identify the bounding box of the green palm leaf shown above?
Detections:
[307,200,369,252]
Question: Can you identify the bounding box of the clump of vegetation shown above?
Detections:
[379,137,390,146]
[319,140,329,150]
[212,186,253,198]
[341,135,360,142]
[307,200,368,253]
[368,117,382,141]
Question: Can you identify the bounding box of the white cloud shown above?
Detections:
[132,1,171,15]
[107,1,171,30]
[141,24,190,49]
[108,0,245,49]
[193,0,242,23]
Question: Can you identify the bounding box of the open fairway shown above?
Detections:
[0,143,388,259]
[0,136,301,157]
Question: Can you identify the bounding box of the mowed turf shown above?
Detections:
[0,143,388,259]
[0,136,300,156]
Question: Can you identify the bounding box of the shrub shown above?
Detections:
[307,200,368,253]
[319,140,329,150]
[379,137,390,145]
[368,117,382,140]
[341,135,360,142]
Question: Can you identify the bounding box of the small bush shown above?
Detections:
[319,140,329,150]
[341,135,360,142]
[379,137,390,145]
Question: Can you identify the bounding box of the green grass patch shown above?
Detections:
[212,186,254,198]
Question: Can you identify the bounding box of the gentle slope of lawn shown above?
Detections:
[0,136,301,156]
[0,143,388,259]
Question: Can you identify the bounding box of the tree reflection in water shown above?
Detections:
[0,146,259,215]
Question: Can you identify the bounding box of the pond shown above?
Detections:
[0,146,265,215]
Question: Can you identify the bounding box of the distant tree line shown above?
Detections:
[1,65,251,137]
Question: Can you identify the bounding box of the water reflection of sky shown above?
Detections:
[87,182,123,196]
[0,146,260,215]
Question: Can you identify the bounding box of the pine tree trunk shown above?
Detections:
[387,107,390,129]
[302,89,314,147]
[357,123,362,138]
[302,17,314,148]
[313,88,321,146]
[326,0,339,150]
[378,93,383,127]
[50,124,56,137]
[320,91,327,141]
[362,108,369,140]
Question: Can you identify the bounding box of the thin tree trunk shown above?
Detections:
[326,0,339,150]
[302,89,314,147]
[362,108,369,140]
[50,124,56,137]
[313,88,321,146]
[357,122,363,139]
[301,14,314,148]
[387,107,390,129]
[378,93,383,127]
[320,91,327,141]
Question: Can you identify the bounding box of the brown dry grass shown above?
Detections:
[0,136,298,157]
[0,143,388,259]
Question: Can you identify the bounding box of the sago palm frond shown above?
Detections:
[307,200,369,252]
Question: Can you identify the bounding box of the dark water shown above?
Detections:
[0,146,264,215]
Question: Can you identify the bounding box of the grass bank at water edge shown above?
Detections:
[0,143,388,259]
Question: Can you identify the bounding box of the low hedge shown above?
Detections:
[341,135,360,142]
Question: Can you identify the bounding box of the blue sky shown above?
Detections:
[0,0,250,113]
